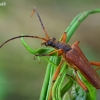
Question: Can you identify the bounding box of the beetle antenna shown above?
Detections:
[0,35,47,48]
[31,6,50,39]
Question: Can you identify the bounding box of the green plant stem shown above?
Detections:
[39,57,54,100]
[45,57,56,100]
[52,64,66,100]
[61,80,73,97]
[58,65,67,100]
[66,9,100,42]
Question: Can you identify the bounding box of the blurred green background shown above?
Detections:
[0,0,100,100]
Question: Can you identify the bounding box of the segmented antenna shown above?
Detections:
[31,6,50,39]
[0,7,49,48]
[0,35,47,48]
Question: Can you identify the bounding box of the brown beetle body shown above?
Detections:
[42,37,100,89]
[44,38,100,89]
[65,41,100,89]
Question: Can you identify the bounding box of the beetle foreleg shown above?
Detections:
[35,49,64,56]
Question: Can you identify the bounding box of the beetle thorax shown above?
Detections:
[44,38,71,53]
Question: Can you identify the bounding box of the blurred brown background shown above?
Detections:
[0,0,100,100]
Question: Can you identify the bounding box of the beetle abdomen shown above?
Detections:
[65,42,100,89]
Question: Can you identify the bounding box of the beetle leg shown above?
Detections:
[66,71,89,92]
[74,70,89,92]
[58,49,64,56]
[65,60,79,70]
[52,60,64,83]
[60,32,67,43]
[90,61,100,70]
[48,49,63,56]
[35,49,64,56]
[48,60,64,100]
[65,62,88,92]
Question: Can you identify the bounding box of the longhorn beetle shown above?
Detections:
[0,7,100,99]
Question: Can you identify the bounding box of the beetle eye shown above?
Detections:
[48,41,52,45]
